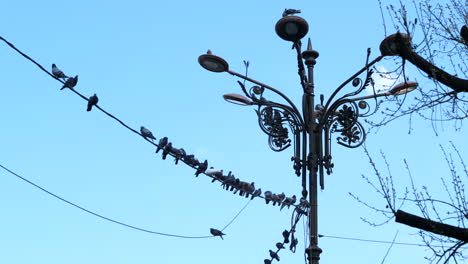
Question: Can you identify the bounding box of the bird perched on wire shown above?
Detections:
[290,237,298,252]
[172,147,186,164]
[195,160,208,177]
[60,75,78,90]
[251,188,262,200]
[155,137,168,153]
[87,94,99,112]
[282,8,301,17]
[280,195,296,210]
[140,126,156,142]
[269,250,280,261]
[282,230,290,244]
[161,142,173,160]
[52,64,68,80]
[264,260,272,264]
[210,228,225,240]
[276,242,285,250]
[264,191,273,204]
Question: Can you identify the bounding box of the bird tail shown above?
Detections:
[87,105,93,111]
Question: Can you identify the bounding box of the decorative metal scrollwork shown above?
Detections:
[327,101,366,148]
[256,106,298,152]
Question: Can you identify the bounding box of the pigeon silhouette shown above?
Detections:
[87,94,99,111]
[269,250,280,261]
[61,75,78,90]
[210,228,225,240]
[140,126,156,141]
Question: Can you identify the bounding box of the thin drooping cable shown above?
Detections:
[221,199,251,231]
[0,163,251,239]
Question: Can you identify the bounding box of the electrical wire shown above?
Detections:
[0,162,251,239]
[221,199,251,232]
[0,35,297,209]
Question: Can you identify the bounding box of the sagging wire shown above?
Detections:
[0,162,251,239]
[0,35,300,210]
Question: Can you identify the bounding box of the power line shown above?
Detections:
[0,35,298,210]
[0,162,250,239]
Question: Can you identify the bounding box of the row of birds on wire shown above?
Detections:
[51,63,302,211]
[52,61,309,259]
[141,126,299,210]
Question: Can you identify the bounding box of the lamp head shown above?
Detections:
[223,93,253,106]
[379,33,412,56]
[275,16,309,42]
[198,50,229,72]
[389,81,418,95]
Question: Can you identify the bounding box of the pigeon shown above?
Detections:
[271,194,279,206]
[195,160,208,177]
[140,126,156,141]
[264,260,272,264]
[280,195,296,210]
[162,142,173,160]
[290,237,298,252]
[52,64,68,79]
[276,242,285,250]
[269,250,280,261]
[299,197,310,208]
[244,182,255,196]
[60,75,78,90]
[210,228,225,240]
[282,8,301,17]
[251,188,262,200]
[282,230,290,244]
[206,168,223,178]
[184,154,200,167]
[173,148,186,164]
[87,94,99,112]
[155,137,168,153]
[264,191,273,204]
[222,172,236,190]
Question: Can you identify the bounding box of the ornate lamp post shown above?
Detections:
[199,10,417,264]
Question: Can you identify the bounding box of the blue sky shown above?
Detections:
[0,0,465,263]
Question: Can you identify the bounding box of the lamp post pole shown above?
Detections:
[198,10,418,264]
[301,40,322,263]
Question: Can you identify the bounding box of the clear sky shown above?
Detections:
[0,0,465,264]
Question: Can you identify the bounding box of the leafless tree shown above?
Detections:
[370,0,467,130]
[351,144,468,263]
[353,1,468,263]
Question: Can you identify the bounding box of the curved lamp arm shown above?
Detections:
[227,69,303,123]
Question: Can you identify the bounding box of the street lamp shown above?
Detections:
[198,10,417,264]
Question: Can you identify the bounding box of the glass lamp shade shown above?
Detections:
[389,81,418,95]
[275,16,309,42]
[198,53,229,72]
[223,93,253,106]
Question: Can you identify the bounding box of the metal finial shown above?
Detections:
[307,38,312,51]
